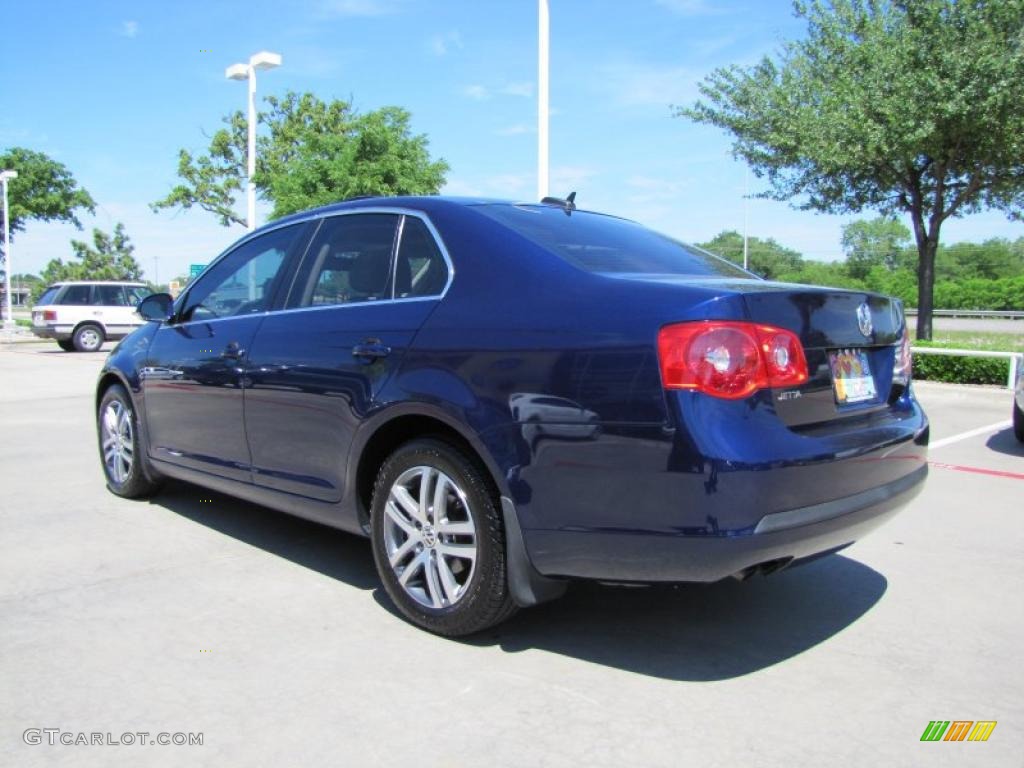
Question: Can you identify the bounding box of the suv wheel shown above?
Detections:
[73,323,104,352]
[98,384,160,498]
[57,339,75,352]
[370,438,517,636]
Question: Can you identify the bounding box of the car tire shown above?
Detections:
[73,323,105,352]
[57,339,75,352]
[370,438,517,636]
[98,384,161,498]
[1014,398,1024,443]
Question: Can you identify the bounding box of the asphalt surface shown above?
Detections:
[1,341,1021,768]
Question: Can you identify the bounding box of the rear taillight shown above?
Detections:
[893,324,912,386]
[657,321,808,400]
[43,310,57,321]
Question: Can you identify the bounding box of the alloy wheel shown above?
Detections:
[382,465,478,609]
[101,400,134,485]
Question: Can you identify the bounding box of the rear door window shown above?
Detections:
[291,214,400,307]
[36,287,60,305]
[59,285,92,305]
[93,285,128,306]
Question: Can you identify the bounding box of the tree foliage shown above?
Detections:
[152,91,449,226]
[841,216,912,278]
[37,223,142,296]
[0,147,95,256]
[679,0,1024,339]
[698,230,804,279]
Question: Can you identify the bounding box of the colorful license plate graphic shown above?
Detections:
[829,348,877,404]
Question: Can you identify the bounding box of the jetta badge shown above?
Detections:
[856,302,873,337]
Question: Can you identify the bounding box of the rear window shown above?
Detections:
[59,285,92,305]
[475,204,752,278]
[36,287,60,305]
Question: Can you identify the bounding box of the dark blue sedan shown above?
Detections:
[95,196,929,636]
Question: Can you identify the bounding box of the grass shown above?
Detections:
[916,330,1024,353]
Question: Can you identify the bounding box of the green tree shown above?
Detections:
[679,0,1024,340]
[152,91,449,226]
[840,217,912,279]
[699,230,804,280]
[38,223,142,296]
[0,147,95,259]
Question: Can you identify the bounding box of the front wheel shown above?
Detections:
[98,384,160,498]
[370,438,517,636]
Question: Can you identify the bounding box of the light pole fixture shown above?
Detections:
[1,169,18,331]
[225,51,282,232]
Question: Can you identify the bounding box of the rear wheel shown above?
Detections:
[370,438,516,636]
[57,339,75,352]
[1014,398,1023,442]
[73,323,104,352]
[98,384,160,498]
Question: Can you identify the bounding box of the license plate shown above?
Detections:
[829,349,877,404]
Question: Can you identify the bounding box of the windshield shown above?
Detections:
[36,286,60,305]
[475,204,754,278]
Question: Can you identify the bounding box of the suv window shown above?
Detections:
[59,285,92,305]
[125,286,151,306]
[93,285,128,306]
[296,214,399,307]
[395,217,448,298]
[476,204,753,278]
[36,287,60,305]
[179,225,303,323]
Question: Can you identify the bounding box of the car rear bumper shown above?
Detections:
[524,463,927,583]
[31,325,71,340]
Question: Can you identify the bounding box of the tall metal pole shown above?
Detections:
[742,165,750,271]
[2,173,15,330]
[537,0,549,201]
[247,64,257,233]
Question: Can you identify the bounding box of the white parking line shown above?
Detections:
[929,420,1012,450]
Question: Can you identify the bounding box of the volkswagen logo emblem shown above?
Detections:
[856,303,873,338]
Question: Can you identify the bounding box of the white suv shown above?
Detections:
[32,281,152,352]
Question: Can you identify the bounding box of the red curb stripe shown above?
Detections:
[929,461,1024,481]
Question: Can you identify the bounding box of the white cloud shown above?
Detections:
[119,20,138,38]
[495,123,533,136]
[318,0,394,17]
[551,165,597,192]
[500,81,534,98]
[462,84,490,101]
[429,30,463,57]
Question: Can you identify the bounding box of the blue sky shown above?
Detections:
[3,0,1020,283]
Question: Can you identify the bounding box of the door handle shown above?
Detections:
[352,339,391,362]
[221,342,246,360]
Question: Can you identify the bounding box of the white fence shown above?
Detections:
[911,347,1022,389]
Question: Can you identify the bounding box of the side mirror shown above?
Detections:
[137,293,174,322]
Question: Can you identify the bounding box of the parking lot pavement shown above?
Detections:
[1,345,1021,768]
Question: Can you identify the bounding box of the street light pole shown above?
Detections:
[1,170,18,331]
[226,51,282,232]
[537,0,549,201]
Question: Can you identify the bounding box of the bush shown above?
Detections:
[912,341,1013,385]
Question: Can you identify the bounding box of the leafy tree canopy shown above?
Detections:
[699,229,804,280]
[679,0,1024,339]
[152,91,449,226]
[0,147,95,255]
[841,216,912,278]
[37,223,142,297]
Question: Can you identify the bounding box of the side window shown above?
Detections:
[93,285,128,306]
[180,225,302,323]
[60,285,92,305]
[297,214,399,307]
[395,217,449,298]
[125,286,152,306]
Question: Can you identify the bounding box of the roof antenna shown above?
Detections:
[540,190,577,215]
